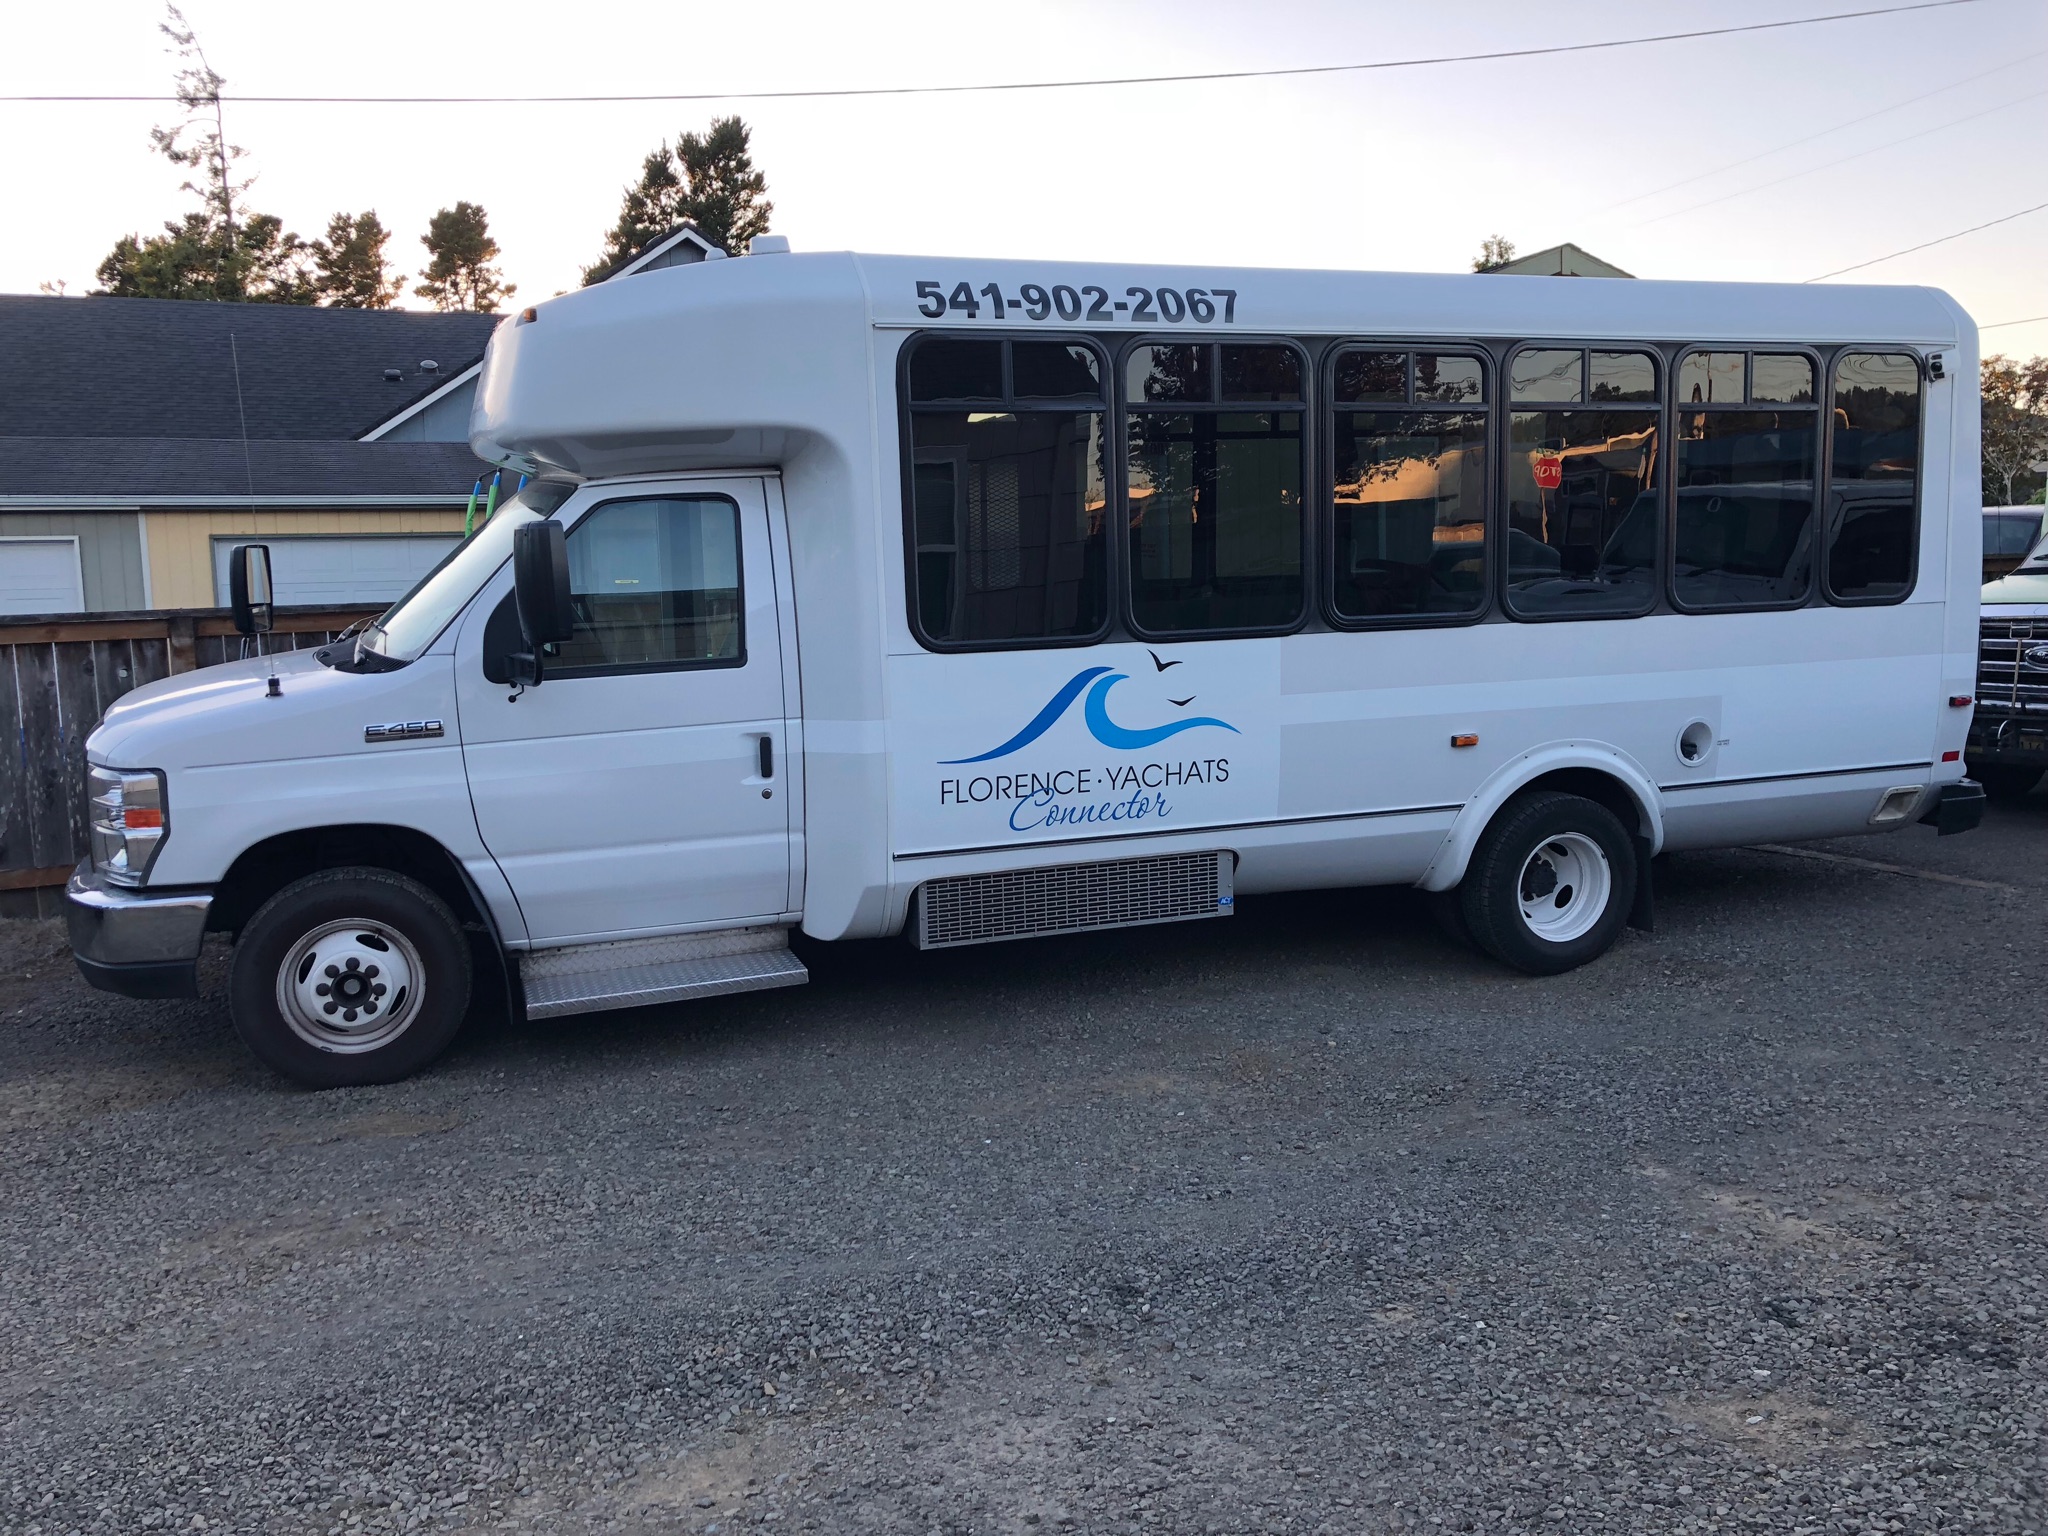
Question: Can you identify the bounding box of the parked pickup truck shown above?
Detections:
[1970,527,2048,798]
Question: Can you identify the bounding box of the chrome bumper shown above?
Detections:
[65,860,212,999]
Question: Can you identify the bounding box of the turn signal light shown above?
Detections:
[1450,733,1479,749]
[123,807,164,829]
[1949,696,1973,708]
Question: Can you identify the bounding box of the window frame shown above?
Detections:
[1319,340,1496,632]
[1115,333,1315,643]
[1497,340,1666,625]
[1820,347,1926,609]
[542,490,750,680]
[897,330,1116,654]
[1665,342,1827,617]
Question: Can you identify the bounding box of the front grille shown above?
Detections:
[914,850,1234,949]
[1977,617,2048,714]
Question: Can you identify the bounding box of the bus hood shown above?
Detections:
[87,648,458,771]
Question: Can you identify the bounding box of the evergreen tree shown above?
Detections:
[93,4,313,303]
[581,115,772,284]
[1471,235,1516,273]
[416,202,516,312]
[313,211,402,308]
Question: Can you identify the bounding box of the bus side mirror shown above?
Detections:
[228,544,273,635]
[508,519,573,687]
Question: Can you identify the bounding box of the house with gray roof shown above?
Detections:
[0,221,727,615]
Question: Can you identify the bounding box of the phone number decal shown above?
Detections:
[914,279,1238,325]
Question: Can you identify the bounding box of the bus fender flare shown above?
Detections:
[1415,742,1665,894]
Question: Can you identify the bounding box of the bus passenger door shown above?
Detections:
[453,477,795,945]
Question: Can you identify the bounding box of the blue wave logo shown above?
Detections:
[942,665,1238,764]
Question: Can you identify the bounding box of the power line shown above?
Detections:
[0,0,1986,105]
[1807,197,2048,281]
[1982,314,2048,330]
[1630,85,2048,228]
[1599,47,2048,217]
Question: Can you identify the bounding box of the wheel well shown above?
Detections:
[208,825,489,938]
[1515,769,1651,840]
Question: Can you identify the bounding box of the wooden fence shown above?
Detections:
[1,607,379,916]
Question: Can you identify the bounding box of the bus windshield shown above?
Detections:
[350,481,573,668]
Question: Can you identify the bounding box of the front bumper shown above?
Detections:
[1967,709,2048,771]
[65,860,212,999]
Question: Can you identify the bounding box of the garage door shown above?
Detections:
[211,535,460,607]
[0,537,85,616]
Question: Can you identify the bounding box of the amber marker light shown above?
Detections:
[123,807,164,829]
[1451,734,1479,749]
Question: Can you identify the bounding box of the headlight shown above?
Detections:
[88,766,168,886]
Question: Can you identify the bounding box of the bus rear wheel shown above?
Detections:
[230,867,472,1088]
[1460,791,1637,976]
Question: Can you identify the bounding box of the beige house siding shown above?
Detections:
[143,507,469,609]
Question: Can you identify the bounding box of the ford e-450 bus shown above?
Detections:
[66,248,1986,1085]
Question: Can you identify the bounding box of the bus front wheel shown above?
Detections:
[230,867,473,1088]
[1459,791,1637,976]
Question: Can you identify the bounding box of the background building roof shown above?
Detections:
[0,436,488,502]
[0,295,502,442]
[1484,243,1634,279]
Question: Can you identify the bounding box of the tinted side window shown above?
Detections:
[1504,349,1660,619]
[904,336,1110,647]
[1125,342,1306,635]
[553,496,743,673]
[1331,348,1489,621]
[1673,351,1820,611]
[1826,352,1920,603]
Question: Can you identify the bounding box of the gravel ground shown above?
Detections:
[2,799,2045,1536]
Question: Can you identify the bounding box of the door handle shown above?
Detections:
[758,735,774,779]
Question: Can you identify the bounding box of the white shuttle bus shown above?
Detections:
[67,249,1986,1086]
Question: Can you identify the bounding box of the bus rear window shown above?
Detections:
[1826,352,1920,603]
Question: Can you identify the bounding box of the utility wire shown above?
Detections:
[1807,198,2048,281]
[1599,46,2048,216]
[0,0,1986,105]
[1981,314,2048,330]
[1629,85,2048,228]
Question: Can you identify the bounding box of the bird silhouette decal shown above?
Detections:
[1168,696,1195,708]
[1147,650,1182,672]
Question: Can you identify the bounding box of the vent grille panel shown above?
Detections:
[915,851,1233,949]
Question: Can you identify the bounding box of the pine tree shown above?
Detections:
[581,115,773,284]
[415,202,516,312]
[1471,235,1516,273]
[313,211,402,308]
[93,4,314,303]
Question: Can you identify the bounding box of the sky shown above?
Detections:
[7,0,2047,352]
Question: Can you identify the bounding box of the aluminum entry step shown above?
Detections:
[519,925,807,1020]
[914,849,1234,949]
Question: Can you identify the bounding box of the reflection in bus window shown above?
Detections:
[1678,352,1744,404]
[1125,343,1305,634]
[1505,411,1659,617]
[1330,348,1489,621]
[1511,349,1582,403]
[1674,383,1819,609]
[1827,352,1920,602]
[912,412,1108,643]
[1503,348,1659,619]
[1128,413,1303,632]
[904,335,1110,647]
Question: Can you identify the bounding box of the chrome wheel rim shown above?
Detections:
[275,919,424,1054]
[1516,832,1611,944]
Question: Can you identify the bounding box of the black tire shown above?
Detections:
[1976,764,2043,801]
[1425,887,1475,952]
[230,867,472,1088]
[1458,791,1637,976]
